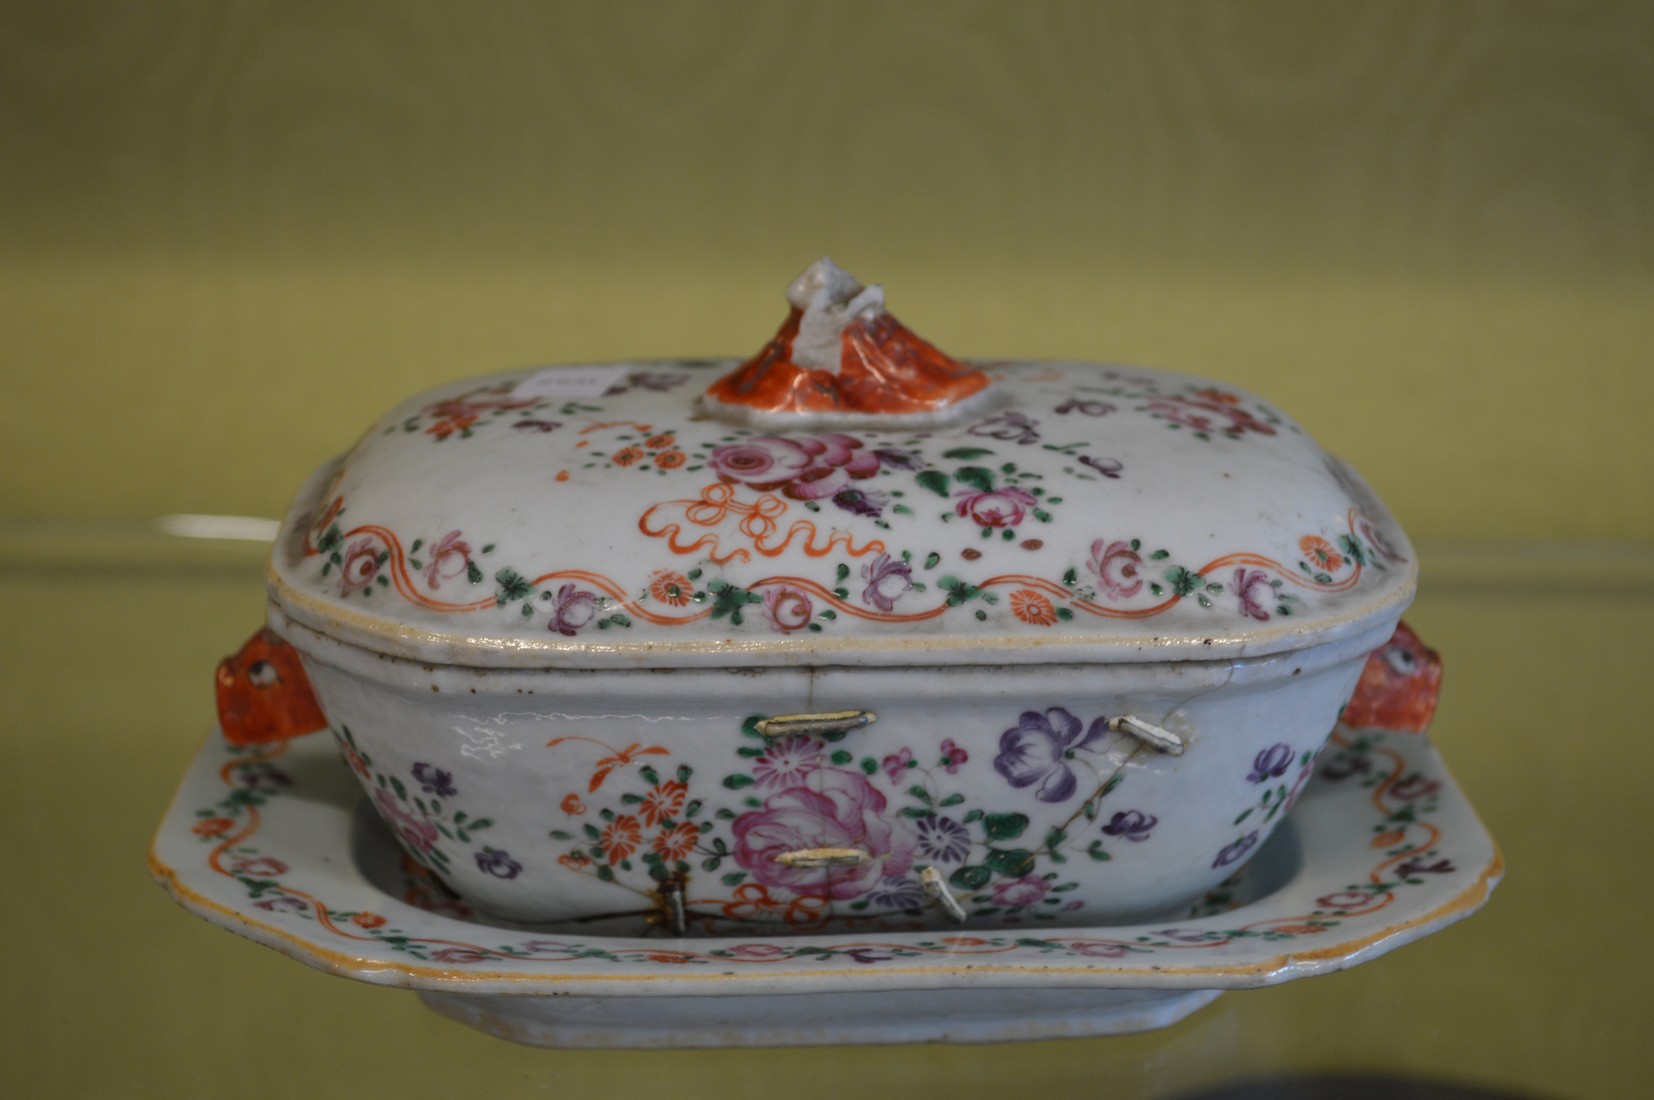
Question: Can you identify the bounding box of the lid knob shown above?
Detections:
[702,258,995,426]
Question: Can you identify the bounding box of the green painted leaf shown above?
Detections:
[942,447,994,460]
[722,774,755,789]
[955,466,995,492]
[949,865,992,891]
[982,812,1030,840]
[984,848,1036,877]
[916,470,952,497]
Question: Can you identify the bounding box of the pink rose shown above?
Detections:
[374,788,438,854]
[732,769,916,900]
[953,487,1038,528]
[423,530,472,590]
[762,585,814,633]
[338,537,381,595]
[991,874,1050,908]
[1087,538,1144,600]
[708,433,881,501]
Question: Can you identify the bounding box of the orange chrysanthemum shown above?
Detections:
[640,780,688,827]
[1299,535,1344,571]
[654,449,687,469]
[644,433,675,449]
[652,821,700,860]
[600,815,643,864]
[611,446,645,467]
[649,570,693,607]
[1010,588,1058,626]
[350,912,387,929]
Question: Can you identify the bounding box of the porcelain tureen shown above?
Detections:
[217,259,1427,936]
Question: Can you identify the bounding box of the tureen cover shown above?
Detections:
[268,261,1414,669]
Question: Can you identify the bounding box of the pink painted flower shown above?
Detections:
[423,530,472,590]
[231,856,288,877]
[726,943,790,960]
[1316,890,1375,911]
[731,768,916,900]
[752,734,823,789]
[338,537,381,595]
[859,553,913,612]
[1230,567,1274,621]
[1069,940,1131,958]
[429,946,493,964]
[1088,539,1144,600]
[991,875,1050,908]
[547,584,599,636]
[708,433,881,501]
[373,788,438,854]
[954,486,1038,528]
[881,747,913,783]
[762,584,814,633]
[939,738,968,774]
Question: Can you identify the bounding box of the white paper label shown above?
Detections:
[511,364,631,400]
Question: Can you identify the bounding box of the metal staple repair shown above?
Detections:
[1108,714,1186,755]
[753,710,876,739]
[773,847,871,869]
[919,865,968,924]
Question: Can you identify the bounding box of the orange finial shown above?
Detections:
[1343,621,1443,734]
[704,258,992,422]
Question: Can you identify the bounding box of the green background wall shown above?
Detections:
[4,0,1650,542]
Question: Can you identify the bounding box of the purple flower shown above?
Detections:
[511,418,562,433]
[1079,455,1123,479]
[1396,858,1455,877]
[833,487,890,517]
[235,763,293,791]
[430,946,493,964]
[1054,398,1116,417]
[547,584,599,636]
[841,947,899,965]
[914,815,972,864]
[867,875,926,910]
[1101,809,1158,842]
[1069,940,1131,958]
[411,762,457,797]
[872,448,921,470]
[860,552,913,612]
[1213,831,1259,868]
[422,530,472,591]
[1247,743,1294,784]
[626,371,689,391]
[994,708,1110,803]
[1391,775,1441,801]
[991,874,1050,907]
[253,895,308,914]
[752,734,823,790]
[968,410,1041,445]
[1319,751,1372,781]
[1154,928,1221,944]
[474,847,523,879]
[1230,567,1273,621]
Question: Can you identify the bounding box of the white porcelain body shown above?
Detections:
[276,606,1398,931]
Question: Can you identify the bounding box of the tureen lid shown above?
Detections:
[267,260,1415,670]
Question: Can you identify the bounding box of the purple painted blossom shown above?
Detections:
[1316,890,1374,911]
[994,707,1110,803]
[724,943,790,960]
[430,946,493,964]
[626,371,690,391]
[1054,398,1116,417]
[913,815,972,864]
[1230,567,1273,621]
[253,895,308,913]
[1069,940,1131,958]
[1154,928,1222,944]
[1247,743,1294,784]
[1390,775,1441,801]
[1078,455,1123,479]
[991,874,1050,907]
[1088,538,1144,600]
[1319,751,1372,782]
[872,447,921,470]
[235,763,293,791]
[954,486,1039,528]
[860,552,913,612]
[752,734,823,790]
[1396,857,1455,877]
[546,584,599,636]
[422,530,472,591]
[511,418,562,433]
[867,875,926,910]
[841,947,899,965]
[374,788,439,854]
[968,410,1041,445]
[474,847,523,879]
[1101,809,1158,842]
[1213,831,1260,868]
[411,762,457,797]
[833,487,890,517]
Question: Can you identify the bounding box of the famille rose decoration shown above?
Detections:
[168,259,1487,1003]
